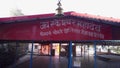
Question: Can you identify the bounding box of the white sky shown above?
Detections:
[0,0,120,18]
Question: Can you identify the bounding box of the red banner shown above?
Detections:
[0,18,112,41]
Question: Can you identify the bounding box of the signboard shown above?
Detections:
[0,17,112,41]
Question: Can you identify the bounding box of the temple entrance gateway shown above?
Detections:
[0,10,120,68]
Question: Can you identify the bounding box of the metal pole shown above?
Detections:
[68,41,72,68]
[59,42,61,62]
[88,45,90,63]
[29,41,34,68]
[81,44,83,57]
[94,41,97,68]
[13,42,19,68]
[49,43,52,68]
[29,26,36,68]
[84,45,85,59]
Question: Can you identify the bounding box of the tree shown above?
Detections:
[10,8,24,16]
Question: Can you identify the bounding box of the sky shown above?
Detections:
[0,0,120,18]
